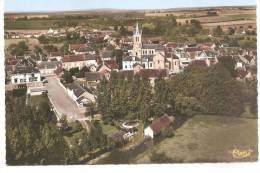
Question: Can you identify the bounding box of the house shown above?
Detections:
[11,66,41,85]
[100,50,114,61]
[165,53,181,74]
[69,44,95,55]
[49,52,63,61]
[236,68,253,82]
[152,53,165,69]
[133,63,144,74]
[102,60,119,70]
[5,58,19,76]
[85,72,103,89]
[141,55,154,69]
[66,82,95,107]
[37,61,62,76]
[27,86,47,96]
[122,56,141,70]
[144,114,174,139]
[62,54,97,70]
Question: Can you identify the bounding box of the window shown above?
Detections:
[14,79,18,83]
[125,65,127,69]
[150,63,153,68]
[20,79,26,83]
[158,60,160,64]
[29,77,38,82]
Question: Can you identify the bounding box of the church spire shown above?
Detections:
[135,22,140,35]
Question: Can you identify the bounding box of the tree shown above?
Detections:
[61,70,73,84]
[228,27,235,35]
[218,56,237,77]
[168,64,244,116]
[8,41,29,56]
[6,93,72,165]
[43,44,58,54]
[38,35,48,44]
[213,25,223,36]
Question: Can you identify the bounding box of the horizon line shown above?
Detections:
[4,4,256,14]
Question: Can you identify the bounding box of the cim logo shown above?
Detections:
[229,148,253,159]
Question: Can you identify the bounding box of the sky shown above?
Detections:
[4,0,256,12]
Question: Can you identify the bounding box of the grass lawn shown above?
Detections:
[133,114,258,163]
[99,121,119,136]
[27,95,49,106]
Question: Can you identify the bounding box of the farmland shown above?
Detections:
[133,115,258,163]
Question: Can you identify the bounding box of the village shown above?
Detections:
[4,5,258,165]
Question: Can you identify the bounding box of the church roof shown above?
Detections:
[142,44,164,50]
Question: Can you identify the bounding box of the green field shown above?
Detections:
[133,114,258,163]
[5,19,59,30]
[5,18,107,30]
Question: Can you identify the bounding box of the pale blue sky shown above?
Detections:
[5,0,256,12]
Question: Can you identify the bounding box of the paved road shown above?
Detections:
[45,76,89,130]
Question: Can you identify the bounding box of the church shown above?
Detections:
[123,22,165,71]
[131,22,165,58]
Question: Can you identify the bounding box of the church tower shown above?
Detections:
[132,22,142,58]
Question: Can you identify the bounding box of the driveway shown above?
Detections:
[45,76,89,130]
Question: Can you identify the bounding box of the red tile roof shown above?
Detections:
[150,114,173,135]
[104,60,119,70]
[5,58,18,66]
[236,68,248,79]
[62,54,84,62]
[189,60,207,68]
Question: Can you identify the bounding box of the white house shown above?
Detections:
[66,82,95,107]
[11,66,41,85]
[144,114,174,139]
[62,54,97,70]
[122,56,141,70]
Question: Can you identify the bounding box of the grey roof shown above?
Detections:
[141,55,154,61]
[85,72,102,81]
[66,83,86,98]
[37,61,61,69]
[76,96,91,104]
[142,44,164,50]
[12,66,40,74]
[85,53,96,61]
[123,56,141,61]
[101,50,113,58]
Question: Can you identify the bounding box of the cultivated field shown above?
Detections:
[4,38,40,50]
[133,115,258,163]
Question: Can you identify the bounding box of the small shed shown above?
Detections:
[144,114,174,139]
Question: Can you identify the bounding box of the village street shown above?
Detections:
[45,75,90,130]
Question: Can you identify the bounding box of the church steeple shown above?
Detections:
[135,22,140,35]
[132,21,142,58]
